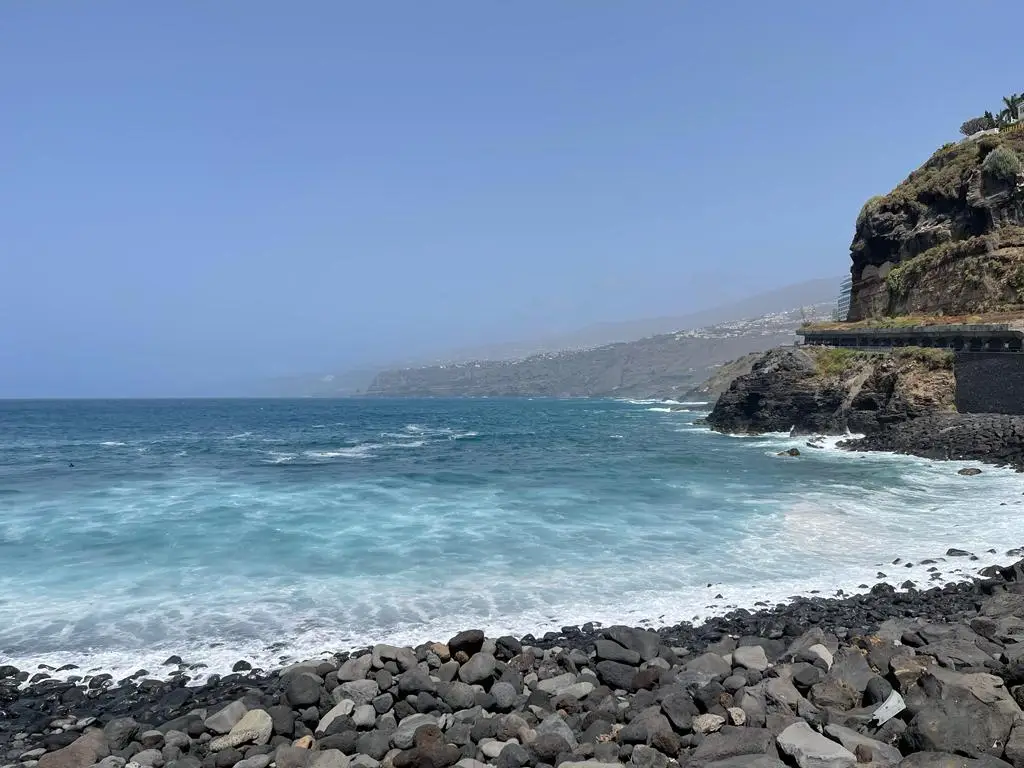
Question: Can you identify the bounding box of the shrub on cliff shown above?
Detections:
[982,145,1022,181]
[812,348,862,377]
[960,115,996,136]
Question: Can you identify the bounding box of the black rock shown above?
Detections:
[660,691,699,732]
[232,661,252,673]
[496,636,523,660]
[864,676,893,705]
[285,673,322,707]
[447,629,485,658]
[496,742,531,768]
[267,704,295,737]
[595,660,639,692]
[105,717,141,750]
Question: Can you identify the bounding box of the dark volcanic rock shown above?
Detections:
[706,346,952,436]
[447,630,485,658]
[842,413,1024,470]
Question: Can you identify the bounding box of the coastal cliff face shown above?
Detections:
[706,346,954,435]
[850,130,1024,320]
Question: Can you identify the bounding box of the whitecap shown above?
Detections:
[304,445,376,459]
[100,441,126,447]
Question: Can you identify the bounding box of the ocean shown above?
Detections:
[1,398,1020,681]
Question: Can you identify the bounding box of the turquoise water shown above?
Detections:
[1,398,1021,679]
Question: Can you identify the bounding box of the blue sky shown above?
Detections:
[2,2,1022,396]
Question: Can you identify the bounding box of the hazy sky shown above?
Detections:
[3,2,1023,396]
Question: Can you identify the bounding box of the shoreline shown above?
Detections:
[3,535,1021,690]
[2,539,1020,688]
[6,553,1024,766]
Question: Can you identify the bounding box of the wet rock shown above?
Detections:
[958,468,982,476]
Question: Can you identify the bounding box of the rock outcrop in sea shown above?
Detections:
[8,557,1024,768]
[705,346,953,436]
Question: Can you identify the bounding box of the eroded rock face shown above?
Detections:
[848,133,1024,321]
[706,347,953,436]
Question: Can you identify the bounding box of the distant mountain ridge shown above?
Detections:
[268,276,842,397]
[366,302,834,399]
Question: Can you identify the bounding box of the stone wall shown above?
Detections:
[954,352,1024,414]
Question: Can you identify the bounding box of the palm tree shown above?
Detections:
[1000,93,1023,124]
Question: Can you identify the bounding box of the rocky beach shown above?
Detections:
[8,550,1024,768]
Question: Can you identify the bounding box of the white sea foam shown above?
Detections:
[100,441,127,447]
[303,445,376,459]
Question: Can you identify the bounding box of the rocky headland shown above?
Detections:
[705,347,953,437]
[9,553,1024,768]
[706,124,1024,469]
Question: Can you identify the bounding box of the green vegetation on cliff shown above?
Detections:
[849,124,1024,321]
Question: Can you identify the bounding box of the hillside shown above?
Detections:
[850,127,1024,320]
[366,305,831,399]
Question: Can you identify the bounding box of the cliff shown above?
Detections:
[705,346,954,435]
[366,306,829,399]
[850,129,1024,320]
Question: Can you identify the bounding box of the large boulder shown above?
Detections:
[38,731,109,768]
[601,627,662,662]
[595,638,641,666]
[689,727,776,765]
[458,653,496,685]
[448,630,485,659]
[776,722,855,768]
[685,653,732,679]
[205,702,249,735]
[822,724,901,768]
[286,673,323,707]
[209,710,273,752]
[903,669,1021,758]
